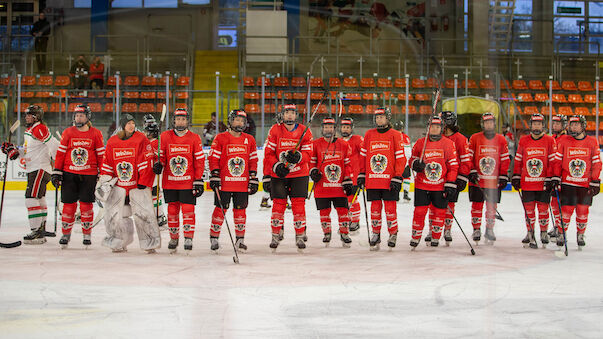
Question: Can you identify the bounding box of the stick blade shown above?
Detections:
[9,120,20,134]
[160,104,167,123]
[0,240,22,248]
[554,250,567,258]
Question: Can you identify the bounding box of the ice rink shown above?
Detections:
[1,190,602,338]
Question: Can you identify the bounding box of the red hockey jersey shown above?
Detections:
[553,135,602,188]
[410,137,459,191]
[263,123,313,178]
[310,137,353,198]
[55,126,104,176]
[468,132,510,189]
[513,134,557,191]
[149,138,159,162]
[360,128,407,190]
[343,134,363,184]
[445,132,472,178]
[209,131,258,192]
[159,130,205,190]
[101,131,154,193]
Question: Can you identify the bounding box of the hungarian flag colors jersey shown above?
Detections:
[209,131,258,192]
[23,122,59,173]
[445,132,472,177]
[55,126,105,175]
[263,123,313,178]
[513,134,557,191]
[410,137,459,191]
[553,135,602,188]
[468,132,510,189]
[310,137,353,198]
[343,134,363,184]
[159,130,205,190]
[360,128,407,190]
[101,131,154,193]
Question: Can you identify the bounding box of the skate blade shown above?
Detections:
[541,244,547,249]
[554,249,567,258]
[60,244,68,249]
[529,244,538,249]
[324,242,330,248]
[271,248,277,254]
[388,247,394,252]
[297,248,304,254]
[185,250,192,256]
[578,246,584,251]
[112,248,127,253]
[237,247,247,254]
[410,246,417,251]
[342,242,351,248]
[445,241,451,247]
[369,245,380,251]
[211,249,218,255]
[24,238,47,245]
[169,249,177,254]
[145,249,157,254]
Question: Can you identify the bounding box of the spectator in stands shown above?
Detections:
[244,113,256,138]
[70,55,89,90]
[202,112,227,145]
[31,12,51,73]
[89,56,104,89]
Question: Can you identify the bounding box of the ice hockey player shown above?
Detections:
[511,113,557,249]
[552,114,601,249]
[339,117,363,232]
[409,115,459,248]
[310,118,354,247]
[153,108,205,254]
[547,114,568,239]
[467,112,510,244]
[142,114,167,230]
[209,109,258,252]
[357,107,407,251]
[51,104,104,248]
[262,104,313,252]
[260,139,272,210]
[393,120,412,203]
[1,105,59,244]
[95,114,160,253]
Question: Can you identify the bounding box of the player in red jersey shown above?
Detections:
[357,107,407,251]
[142,114,167,231]
[209,109,258,252]
[552,115,601,249]
[153,108,205,254]
[409,115,459,248]
[511,113,557,248]
[547,114,568,239]
[339,117,363,232]
[51,104,104,248]
[467,112,510,245]
[262,104,313,252]
[310,118,354,247]
[95,114,160,253]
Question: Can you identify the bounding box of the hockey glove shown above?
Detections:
[588,179,601,197]
[546,176,560,194]
[152,162,163,174]
[511,174,521,191]
[209,169,221,191]
[342,178,354,196]
[412,159,426,173]
[262,176,271,193]
[468,170,479,184]
[284,150,302,164]
[94,175,118,208]
[51,170,62,188]
[356,173,366,189]
[192,180,204,197]
[390,176,403,193]
[498,175,509,190]
[444,181,457,201]
[248,171,259,195]
[455,175,468,192]
[137,184,147,189]
[274,162,290,178]
[1,142,13,154]
[1,142,18,160]
[309,168,322,182]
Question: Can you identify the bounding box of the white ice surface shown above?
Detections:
[0,191,602,339]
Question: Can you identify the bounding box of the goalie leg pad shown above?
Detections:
[101,186,132,250]
[129,188,161,250]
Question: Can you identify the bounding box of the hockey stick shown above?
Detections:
[553,188,568,257]
[360,188,371,245]
[419,88,442,162]
[517,190,538,249]
[155,105,167,217]
[472,184,505,221]
[46,129,64,238]
[0,120,23,248]
[446,206,476,255]
[214,189,240,264]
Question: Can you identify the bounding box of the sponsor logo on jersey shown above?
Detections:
[70,138,92,149]
[568,147,588,157]
[228,156,245,177]
[323,151,342,161]
[116,161,133,181]
[227,144,247,155]
[71,147,89,167]
[479,145,498,155]
[425,162,442,182]
[370,154,388,174]
[479,156,497,175]
[526,147,545,157]
[170,156,188,177]
[279,138,298,149]
[370,141,390,151]
[169,144,190,155]
[424,149,444,160]
[526,158,543,177]
[324,163,342,183]
[569,158,587,178]
[114,148,135,160]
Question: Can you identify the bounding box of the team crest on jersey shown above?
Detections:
[324,164,342,182]
[370,154,388,174]
[526,158,543,177]
[228,157,245,177]
[425,162,442,182]
[569,159,587,178]
[70,147,88,166]
[479,156,496,175]
[170,156,188,176]
[116,161,133,181]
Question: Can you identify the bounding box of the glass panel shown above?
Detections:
[182,0,211,4]
[589,36,603,54]
[514,0,533,15]
[112,0,142,8]
[555,35,583,52]
[74,0,91,7]
[590,1,603,16]
[217,27,237,48]
[145,0,178,8]
[554,17,585,34]
[219,9,238,26]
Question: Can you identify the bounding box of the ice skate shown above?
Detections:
[23,227,47,245]
[349,222,360,233]
[168,238,179,254]
[322,232,331,247]
[403,190,411,203]
[577,233,585,250]
[235,237,247,253]
[387,233,397,249]
[82,234,91,248]
[210,236,219,253]
[340,233,352,248]
[369,232,381,251]
[260,197,271,210]
[157,214,168,231]
[111,247,127,253]
[296,234,306,253]
[410,239,419,250]
[484,228,496,245]
[548,227,558,240]
[424,233,432,246]
[540,231,549,248]
[59,234,71,249]
[278,228,284,241]
[183,237,193,254]
[430,238,439,247]
[444,229,452,246]
[522,230,537,249]
[302,229,308,242]
[556,231,566,247]
[472,229,481,245]
[269,233,280,253]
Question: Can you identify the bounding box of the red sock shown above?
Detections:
[485,202,496,229]
[576,204,590,234]
[560,205,575,233]
[79,202,93,234]
[444,202,455,231]
[536,202,549,231]
[411,205,429,240]
[347,195,360,223]
[210,207,223,237]
[181,203,195,238]
[370,200,383,234]
[523,201,536,232]
[233,208,246,237]
[167,201,181,239]
[431,207,446,239]
[471,202,483,230]
[335,207,350,234]
[291,197,306,235]
[384,200,398,234]
[271,198,286,234]
[319,208,332,234]
[550,195,562,230]
[61,202,77,235]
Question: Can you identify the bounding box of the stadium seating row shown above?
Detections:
[1,75,190,88]
[14,102,187,114]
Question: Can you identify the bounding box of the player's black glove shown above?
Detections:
[342,177,354,196]
[310,168,322,182]
[137,184,147,189]
[356,173,366,189]
[546,176,560,194]
[262,176,271,193]
[588,179,601,197]
[248,171,259,195]
[390,176,403,193]
[192,180,204,197]
[455,175,468,192]
[209,169,221,191]
[444,181,457,201]
[498,175,508,190]
[274,162,290,178]
[511,174,521,191]
[412,160,426,173]
[1,142,18,160]
[468,170,479,184]
[284,150,302,164]
[152,162,163,174]
[51,170,62,188]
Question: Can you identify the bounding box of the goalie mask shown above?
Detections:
[428,115,443,141]
[143,114,159,138]
[73,104,91,128]
[278,104,298,125]
[321,117,336,139]
[228,109,248,133]
[481,112,496,138]
[441,110,458,132]
[172,108,189,131]
[568,114,587,138]
[373,107,391,130]
[24,105,44,127]
[340,117,354,137]
[529,113,545,136]
[393,120,404,132]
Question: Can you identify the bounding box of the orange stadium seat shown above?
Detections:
[575,107,590,116]
[517,93,534,102]
[412,78,425,88]
[157,91,172,99]
[293,92,306,100]
[244,92,259,100]
[568,94,584,103]
[38,75,53,86]
[140,91,156,100]
[123,91,139,99]
[552,94,567,103]
[291,77,305,87]
[256,77,270,87]
[377,78,392,88]
[106,76,121,86]
[578,81,593,91]
[329,77,341,88]
[534,93,549,102]
[529,80,545,90]
[175,91,188,100]
[394,78,407,88]
[88,102,102,113]
[277,91,292,100]
[121,103,137,113]
[426,78,438,88]
[584,94,597,103]
[142,76,158,86]
[244,104,259,113]
[346,93,361,100]
[419,105,432,114]
[310,92,325,100]
[176,76,190,87]
[311,104,328,114]
[21,76,35,86]
[360,78,375,88]
[546,80,561,90]
[159,76,173,86]
[124,76,139,86]
[415,93,431,101]
[541,106,557,116]
[592,108,603,116]
[557,106,573,115]
[462,79,478,89]
[175,103,188,110]
[274,77,289,87]
[562,81,577,91]
[104,103,114,112]
[512,80,528,90]
[263,92,275,99]
[523,106,539,115]
[49,103,66,113]
[243,77,255,87]
[362,93,377,100]
[330,104,346,114]
[20,91,34,98]
[397,93,413,101]
[310,77,324,88]
[400,105,417,114]
[139,103,156,113]
[365,105,378,114]
[480,79,494,89]
[445,79,459,89]
[343,77,358,88]
[348,105,364,114]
